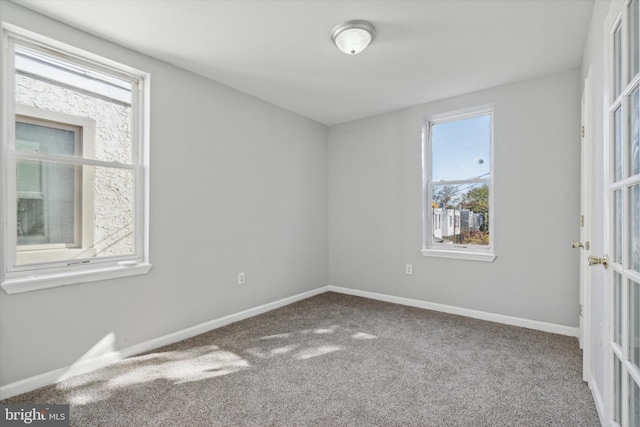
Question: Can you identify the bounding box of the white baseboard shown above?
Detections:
[1,284,579,400]
[327,286,579,337]
[0,286,328,400]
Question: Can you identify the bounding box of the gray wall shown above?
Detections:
[328,68,581,327]
[0,2,328,387]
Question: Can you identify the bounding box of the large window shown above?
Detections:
[1,24,151,293]
[422,106,495,262]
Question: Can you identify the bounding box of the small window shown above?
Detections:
[17,120,79,247]
[2,24,151,293]
[422,106,495,262]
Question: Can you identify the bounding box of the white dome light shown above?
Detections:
[331,20,376,55]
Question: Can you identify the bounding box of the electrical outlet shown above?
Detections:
[405,264,413,275]
[238,272,245,285]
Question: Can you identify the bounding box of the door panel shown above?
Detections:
[604,2,640,426]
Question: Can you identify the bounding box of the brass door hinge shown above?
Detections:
[581,126,585,138]
[581,215,584,227]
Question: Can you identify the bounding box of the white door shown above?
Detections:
[604,2,640,425]
[579,68,593,383]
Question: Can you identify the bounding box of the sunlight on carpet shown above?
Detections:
[59,345,251,406]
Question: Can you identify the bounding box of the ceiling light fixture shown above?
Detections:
[331,20,376,55]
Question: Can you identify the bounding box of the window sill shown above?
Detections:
[421,248,496,262]
[1,263,152,294]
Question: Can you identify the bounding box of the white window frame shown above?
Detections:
[1,24,151,294]
[421,105,496,262]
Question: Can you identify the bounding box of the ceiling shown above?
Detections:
[11,0,594,126]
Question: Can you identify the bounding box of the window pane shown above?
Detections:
[633,88,640,176]
[632,280,640,370]
[632,184,640,273]
[431,115,491,182]
[615,107,623,182]
[16,122,75,155]
[631,375,640,427]
[16,160,75,246]
[615,26,623,98]
[16,158,41,194]
[615,356,623,424]
[93,166,135,258]
[616,190,623,264]
[632,0,640,79]
[15,165,134,265]
[615,273,623,346]
[432,183,489,246]
[15,46,133,164]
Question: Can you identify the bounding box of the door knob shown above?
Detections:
[588,255,608,269]
[572,241,590,250]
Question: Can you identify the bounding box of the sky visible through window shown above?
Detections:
[432,115,491,182]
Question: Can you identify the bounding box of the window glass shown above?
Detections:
[615,107,623,182]
[615,356,623,424]
[15,45,132,164]
[631,280,640,370]
[91,166,135,258]
[431,116,491,182]
[12,45,139,267]
[632,88,639,176]
[615,273,623,346]
[631,375,640,427]
[615,189,623,264]
[424,109,493,257]
[431,183,489,245]
[17,160,76,246]
[632,184,640,273]
[16,122,76,155]
[615,25,623,98]
[631,0,639,79]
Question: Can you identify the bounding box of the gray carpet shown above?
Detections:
[2,292,599,426]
